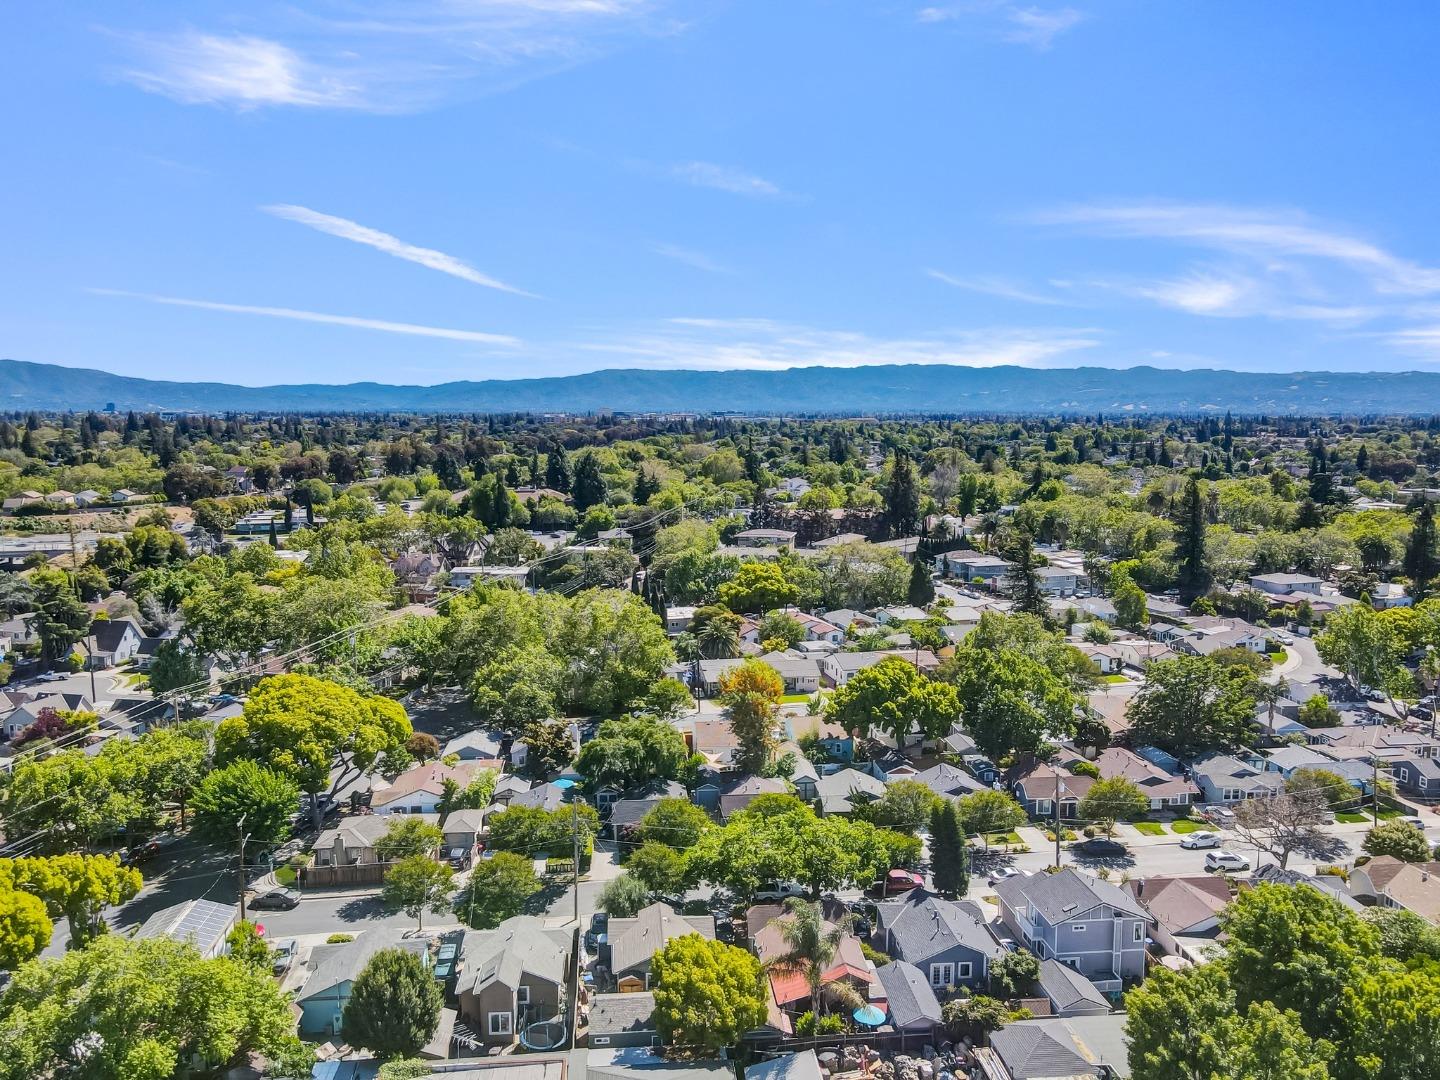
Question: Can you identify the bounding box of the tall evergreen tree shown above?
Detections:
[1405,500,1440,601]
[545,442,572,492]
[1000,529,1046,617]
[883,450,922,538]
[907,557,936,607]
[572,451,607,511]
[1174,477,1209,598]
[929,800,968,898]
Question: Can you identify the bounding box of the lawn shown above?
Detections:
[1170,820,1206,833]
[1131,821,1165,836]
[984,831,1024,846]
[779,694,812,704]
[1101,674,1129,684]
[1336,812,1369,824]
[275,865,298,886]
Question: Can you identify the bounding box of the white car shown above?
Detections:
[1276,632,1294,646]
[754,881,807,901]
[1400,816,1428,830]
[1205,850,1251,873]
[1179,831,1222,850]
[988,867,1021,886]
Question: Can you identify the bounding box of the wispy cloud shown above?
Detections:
[918,3,1085,50]
[90,288,520,345]
[671,161,783,198]
[926,269,1072,306]
[263,204,534,296]
[108,2,681,112]
[569,316,1100,371]
[650,243,732,274]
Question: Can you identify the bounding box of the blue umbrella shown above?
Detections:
[852,1005,886,1027]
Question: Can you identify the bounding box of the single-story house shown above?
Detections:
[442,808,488,852]
[605,902,714,991]
[296,929,429,1036]
[1036,958,1111,1018]
[1349,855,1440,924]
[979,1014,1131,1080]
[371,762,493,815]
[814,768,886,816]
[1191,754,1285,804]
[132,898,237,959]
[313,813,441,866]
[874,960,943,1034]
[1123,875,1230,959]
[588,992,662,1048]
[873,890,999,992]
[442,728,505,762]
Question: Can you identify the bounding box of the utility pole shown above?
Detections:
[1372,756,1380,827]
[1053,770,1062,869]
[85,634,97,702]
[237,814,250,923]
[571,799,582,927]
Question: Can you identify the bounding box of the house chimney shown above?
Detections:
[1136,878,1145,897]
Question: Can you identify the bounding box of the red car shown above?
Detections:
[879,869,925,895]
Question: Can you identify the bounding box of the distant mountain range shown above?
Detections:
[4,357,1440,415]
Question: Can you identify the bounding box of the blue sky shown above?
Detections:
[5,1,1440,386]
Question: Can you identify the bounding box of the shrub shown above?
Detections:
[326,933,355,944]
[1070,760,1101,779]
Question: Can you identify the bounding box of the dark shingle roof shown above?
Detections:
[874,890,1000,964]
[589,992,658,1035]
[994,868,1151,926]
[875,960,942,1028]
[1037,959,1110,1015]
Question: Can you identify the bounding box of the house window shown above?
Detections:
[1071,924,1086,933]
[929,963,954,987]
[1036,800,1052,816]
[1133,923,1144,942]
[517,986,530,1005]
[957,962,972,980]
[1422,777,1430,790]
[489,1012,513,1036]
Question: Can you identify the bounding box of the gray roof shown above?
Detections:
[875,960,943,1029]
[92,617,142,653]
[298,928,427,1001]
[509,782,566,811]
[442,807,488,833]
[911,762,988,797]
[745,1052,824,1080]
[813,768,886,813]
[455,916,570,996]
[589,992,658,1035]
[1248,864,1366,912]
[607,902,714,975]
[874,891,1000,964]
[316,813,440,851]
[133,898,235,954]
[994,869,1151,926]
[988,1015,1132,1079]
[442,729,504,758]
[1037,959,1110,1015]
[589,1049,732,1080]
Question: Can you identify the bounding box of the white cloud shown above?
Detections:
[917,3,1085,50]
[570,317,1100,370]
[109,2,677,112]
[263,204,534,296]
[1130,271,1253,315]
[90,289,520,345]
[119,32,365,109]
[671,162,783,198]
[926,269,1072,305]
[650,243,732,274]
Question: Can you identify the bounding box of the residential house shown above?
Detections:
[44,490,75,508]
[809,531,867,550]
[312,813,441,866]
[133,898,237,960]
[876,605,930,625]
[1248,864,1366,913]
[605,779,688,840]
[371,762,493,815]
[592,1049,733,1080]
[718,775,790,820]
[993,869,1154,988]
[1,490,43,512]
[1372,582,1412,609]
[110,489,137,504]
[1035,566,1080,595]
[790,612,845,644]
[1,692,93,742]
[733,529,798,548]
[89,618,144,667]
[755,916,878,1030]
[442,808,488,853]
[508,781,569,812]
[872,890,1000,992]
[1191,754,1285,804]
[491,774,533,805]
[391,551,447,585]
[1076,644,1124,675]
[1250,572,1324,596]
[664,606,697,635]
[980,1014,1131,1080]
[938,553,1012,584]
[814,768,886,816]
[785,716,854,762]
[820,649,938,688]
[819,609,877,632]
[1012,764,1095,820]
[1061,747,1198,812]
[455,916,572,1046]
[1123,875,1230,960]
[442,728,506,762]
[1387,754,1440,798]
[746,1052,825,1080]
[910,762,990,800]
[873,961,943,1034]
[1349,855,1440,924]
[777,743,820,801]
[296,929,429,1036]
[73,489,103,508]
[588,993,662,1048]
[604,902,715,991]
[1036,958,1112,1018]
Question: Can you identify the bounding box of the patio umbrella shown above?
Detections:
[852,1005,886,1027]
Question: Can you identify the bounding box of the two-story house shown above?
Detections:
[872,890,1000,992]
[992,869,1154,990]
[604,902,715,992]
[455,916,572,1047]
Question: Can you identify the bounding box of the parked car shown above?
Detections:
[584,913,608,953]
[271,938,298,975]
[1074,837,1128,858]
[37,671,67,682]
[1179,831,1223,850]
[987,867,1021,886]
[871,869,925,896]
[754,881,807,901]
[1200,806,1237,825]
[121,833,182,866]
[445,846,472,870]
[1205,850,1251,873]
[249,888,302,911]
[1276,632,1295,646]
[1400,815,1428,830]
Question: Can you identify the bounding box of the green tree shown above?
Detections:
[636,798,711,849]
[224,920,273,972]
[650,934,768,1052]
[571,451,607,511]
[717,562,800,614]
[575,717,689,794]
[145,640,209,695]
[0,886,52,970]
[944,647,1078,759]
[929,799,968,898]
[375,817,445,862]
[0,854,142,947]
[1363,820,1433,863]
[628,842,688,894]
[0,934,306,1080]
[1339,964,1440,1080]
[762,899,862,1018]
[1113,575,1150,631]
[827,656,959,746]
[1364,907,1440,962]
[1298,693,1342,728]
[30,568,92,664]
[906,558,935,607]
[955,790,1027,851]
[214,673,412,828]
[381,855,455,932]
[341,947,443,1060]
[883,450,922,538]
[1405,501,1440,602]
[758,612,807,650]
[860,779,942,834]
[1286,767,1354,810]
[598,872,653,917]
[189,760,299,853]
[1175,477,1211,598]
[989,948,1040,999]
[719,658,784,773]
[457,852,542,929]
[1127,655,1257,758]
[1077,776,1149,836]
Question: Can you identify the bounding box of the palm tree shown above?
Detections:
[763,899,863,1022]
[699,619,740,660]
[1254,678,1286,738]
